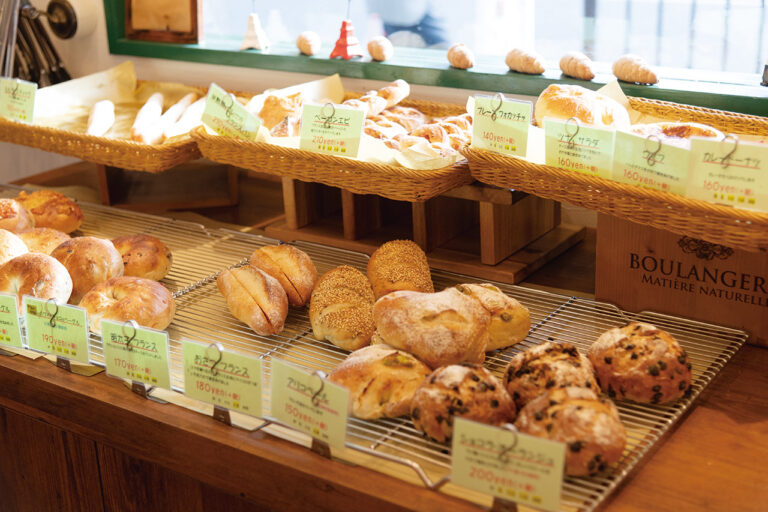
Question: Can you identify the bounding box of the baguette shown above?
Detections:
[131,92,164,143]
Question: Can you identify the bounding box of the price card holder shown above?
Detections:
[299,102,365,158]
[0,78,37,124]
[201,82,261,140]
[0,293,23,355]
[451,418,565,512]
[544,117,615,179]
[471,93,532,157]
[23,297,90,367]
[613,131,691,195]
[269,358,349,456]
[687,135,768,212]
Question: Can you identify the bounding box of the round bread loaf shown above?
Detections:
[249,245,317,307]
[0,229,28,266]
[309,265,375,350]
[515,387,626,476]
[217,265,288,336]
[367,240,433,300]
[18,228,70,255]
[328,344,431,419]
[15,190,83,233]
[455,283,530,351]
[410,364,515,443]
[504,341,599,410]
[51,237,124,304]
[588,322,692,404]
[79,276,175,334]
[112,234,173,281]
[0,199,34,233]
[0,253,73,307]
[534,84,631,130]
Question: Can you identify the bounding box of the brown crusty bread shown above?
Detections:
[15,190,83,233]
[455,283,530,351]
[51,236,124,304]
[367,239,433,300]
[249,245,317,307]
[0,252,73,307]
[217,265,288,336]
[18,228,70,255]
[112,234,173,281]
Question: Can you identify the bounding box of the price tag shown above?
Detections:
[612,131,691,194]
[269,358,349,450]
[471,94,532,157]
[0,78,37,124]
[23,297,89,362]
[544,118,615,179]
[201,82,261,140]
[183,341,263,417]
[299,102,365,158]
[102,320,171,390]
[451,418,565,512]
[687,136,768,212]
[0,294,22,349]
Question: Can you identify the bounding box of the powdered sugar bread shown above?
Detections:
[455,283,530,351]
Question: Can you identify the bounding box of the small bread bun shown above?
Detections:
[534,83,631,130]
[18,228,70,255]
[0,229,28,266]
[51,237,124,304]
[328,344,431,419]
[112,234,173,281]
[612,54,657,85]
[249,245,317,307]
[455,283,530,351]
[515,387,626,476]
[0,199,34,233]
[79,276,175,334]
[309,265,375,350]
[447,43,475,69]
[296,31,321,56]
[15,190,83,233]
[217,265,288,336]
[367,240,433,300]
[411,364,515,443]
[505,48,545,75]
[368,36,394,61]
[0,253,73,308]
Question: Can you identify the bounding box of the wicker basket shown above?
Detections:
[192,96,473,202]
[464,97,768,253]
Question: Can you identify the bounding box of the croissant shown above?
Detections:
[447,43,475,69]
[505,48,545,75]
[559,51,595,80]
[612,54,658,85]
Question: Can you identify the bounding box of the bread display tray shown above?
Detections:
[191,96,473,202]
[0,186,746,511]
[463,98,768,253]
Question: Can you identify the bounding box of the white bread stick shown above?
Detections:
[164,97,206,139]
[86,100,115,136]
[131,92,164,142]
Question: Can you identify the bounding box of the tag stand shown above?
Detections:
[0,347,16,357]
[311,438,332,459]
[212,405,231,426]
[129,380,168,404]
[491,498,519,512]
[55,356,71,372]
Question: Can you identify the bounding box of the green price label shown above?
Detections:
[544,118,615,179]
[613,130,691,195]
[299,102,365,158]
[0,294,22,349]
[183,341,263,418]
[687,136,767,212]
[102,319,171,390]
[451,418,565,512]
[0,78,37,124]
[23,296,89,363]
[201,83,261,140]
[471,94,532,157]
[269,358,349,450]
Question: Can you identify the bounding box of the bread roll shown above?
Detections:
[217,265,288,336]
[296,31,321,56]
[0,253,72,308]
[367,240,433,300]
[15,190,84,233]
[249,245,317,307]
[18,228,70,255]
[505,48,545,75]
[612,54,658,85]
[0,199,34,233]
[87,100,115,136]
[455,283,530,351]
[79,276,175,334]
[534,84,631,130]
[559,51,595,80]
[309,265,375,350]
[112,234,173,281]
[447,43,475,69]
[368,36,394,62]
[0,230,28,266]
[328,344,431,419]
[51,237,124,304]
[373,288,489,369]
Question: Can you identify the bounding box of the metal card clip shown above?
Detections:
[122,320,138,351]
[720,133,739,169]
[565,117,581,149]
[45,298,58,328]
[206,342,224,376]
[321,102,336,129]
[644,134,663,167]
[491,92,505,122]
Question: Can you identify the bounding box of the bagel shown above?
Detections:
[0,229,28,266]
[0,199,34,233]
[15,190,83,233]
[51,237,124,304]
[18,228,70,255]
[112,234,173,281]
[0,253,73,308]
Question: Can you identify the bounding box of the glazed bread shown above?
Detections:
[18,228,70,255]
[51,237,124,304]
[504,341,599,410]
[455,283,530,351]
[112,234,173,281]
[328,344,431,419]
[79,276,175,334]
[373,288,489,369]
[309,265,375,350]
[0,229,28,266]
[534,84,631,130]
[0,253,73,308]
[16,190,83,233]
[367,240,434,300]
[588,322,692,404]
[515,387,626,476]
[411,364,515,443]
[249,245,317,307]
[0,198,34,233]
[217,265,288,336]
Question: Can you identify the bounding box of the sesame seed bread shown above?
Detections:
[367,239,433,300]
